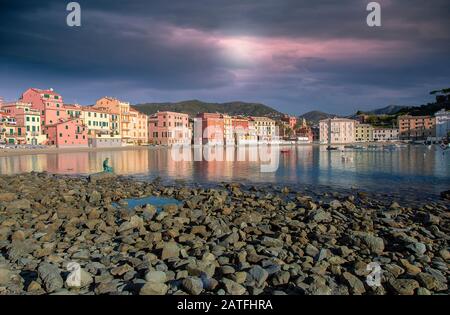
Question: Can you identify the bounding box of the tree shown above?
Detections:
[430,88,450,95]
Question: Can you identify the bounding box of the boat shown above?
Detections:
[280,149,291,154]
[326,146,339,151]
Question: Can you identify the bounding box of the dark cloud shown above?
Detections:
[0,0,449,114]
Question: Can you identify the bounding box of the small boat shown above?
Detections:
[280,149,291,154]
[326,146,338,151]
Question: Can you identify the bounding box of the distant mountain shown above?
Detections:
[133,100,282,118]
[362,105,407,116]
[299,111,338,123]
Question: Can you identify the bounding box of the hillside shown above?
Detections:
[360,105,406,116]
[133,100,282,118]
[299,111,338,124]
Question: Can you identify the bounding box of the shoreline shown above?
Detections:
[0,172,448,295]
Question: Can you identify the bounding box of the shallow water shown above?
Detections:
[0,145,448,196]
[115,196,183,211]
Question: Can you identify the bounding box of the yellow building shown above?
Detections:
[130,108,148,145]
[250,117,277,141]
[80,107,111,138]
[355,123,374,142]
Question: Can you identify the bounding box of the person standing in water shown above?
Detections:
[103,158,113,173]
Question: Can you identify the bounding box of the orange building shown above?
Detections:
[398,115,436,140]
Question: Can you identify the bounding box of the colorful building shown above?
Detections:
[355,123,374,142]
[231,116,257,145]
[296,126,314,144]
[94,97,147,145]
[196,113,225,145]
[398,115,436,140]
[148,111,191,145]
[1,102,46,144]
[250,117,277,141]
[20,88,67,126]
[44,118,88,148]
[0,114,22,144]
[130,108,148,145]
[319,118,356,144]
[373,128,399,142]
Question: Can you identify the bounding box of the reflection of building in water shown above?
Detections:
[45,153,89,174]
[0,155,48,175]
[107,149,149,174]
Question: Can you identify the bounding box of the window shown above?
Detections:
[59,133,62,137]
[26,117,30,122]
[56,111,60,116]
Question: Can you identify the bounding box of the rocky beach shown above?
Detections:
[0,172,448,295]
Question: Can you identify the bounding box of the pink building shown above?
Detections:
[20,88,68,126]
[148,111,191,145]
[196,113,225,145]
[44,118,88,148]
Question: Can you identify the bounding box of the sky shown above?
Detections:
[0,0,449,115]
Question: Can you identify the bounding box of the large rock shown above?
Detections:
[38,263,64,293]
[342,272,366,295]
[161,242,180,260]
[182,277,204,295]
[248,265,269,287]
[88,172,115,184]
[359,233,385,254]
[145,271,167,283]
[222,278,246,295]
[389,279,419,295]
[140,282,168,295]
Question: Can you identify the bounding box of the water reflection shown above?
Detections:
[0,146,448,194]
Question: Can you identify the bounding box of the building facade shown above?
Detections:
[435,109,450,140]
[231,116,257,145]
[319,118,356,144]
[1,102,45,144]
[196,113,225,145]
[44,119,88,148]
[148,111,191,145]
[20,88,67,126]
[355,123,374,142]
[398,115,436,140]
[250,117,277,141]
[373,128,399,142]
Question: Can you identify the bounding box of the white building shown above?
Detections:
[250,117,277,142]
[319,118,356,144]
[435,109,450,140]
[373,128,399,142]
